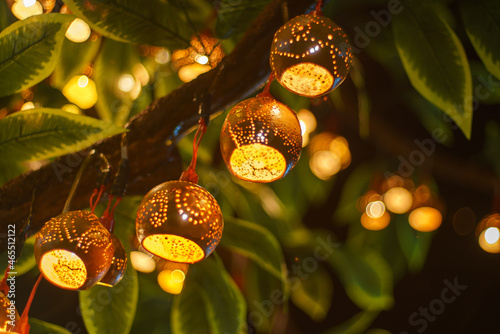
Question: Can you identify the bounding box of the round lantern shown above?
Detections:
[220,96,302,183]
[34,210,114,290]
[136,181,224,264]
[270,14,352,97]
[97,234,127,287]
[0,292,18,333]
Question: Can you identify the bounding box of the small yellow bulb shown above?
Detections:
[158,269,185,295]
[11,0,43,20]
[62,75,98,109]
[384,187,413,214]
[65,18,91,43]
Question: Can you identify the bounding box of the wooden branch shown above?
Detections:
[0,0,317,248]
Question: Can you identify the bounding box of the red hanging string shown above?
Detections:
[257,73,275,98]
[90,185,105,214]
[0,266,10,295]
[314,0,324,15]
[15,273,43,334]
[179,118,208,184]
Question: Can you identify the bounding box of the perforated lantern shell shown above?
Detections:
[34,210,114,291]
[220,96,302,183]
[98,234,127,287]
[136,181,224,264]
[270,14,352,97]
[0,292,18,333]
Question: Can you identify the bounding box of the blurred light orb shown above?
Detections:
[309,150,341,180]
[118,74,135,93]
[178,63,211,83]
[484,227,500,245]
[158,269,185,295]
[361,211,390,231]
[408,207,442,232]
[155,48,171,64]
[270,14,352,97]
[366,201,385,219]
[62,75,98,109]
[11,0,43,20]
[384,187,413,214]
[21,101,35,110]
[479,229,500,254]
[130,250,156,273]
[133,63,150,86]
[195,54,209,65]
[65,18,91,43]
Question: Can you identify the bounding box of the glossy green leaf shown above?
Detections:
[51,36,102,89]
[221,216,285,281]
[215,0,271,38]
[171,281,210,334]
[94,39,140,126]
[0,14,74,97]
[79,197,139,334]
[394,214,434,273]
[461,0,500,80]
[291,263,333,321]
[393,1,473,138]
[325,311,379,334]
[192,255,247,334]
[328,247,393,311]
[29,318,72,334]
[63,0,191,48]
[0,108,125,164]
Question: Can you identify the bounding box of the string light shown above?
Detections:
[62,75,98,109]
[65,18,91,43]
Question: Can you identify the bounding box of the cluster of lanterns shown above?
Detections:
[358,176,443,232]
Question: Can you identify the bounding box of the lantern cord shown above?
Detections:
[259,73,275,98]
[180,117,207,184]
[63,150,97,213]
[15,273,43,334]
[314,0,325,15]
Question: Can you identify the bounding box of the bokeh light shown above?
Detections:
[130,250,156,273]
[65,18,91,43]
[408,207,442,232]
[157,269,185,295]
[11,0,43,20]
[62,75,98,109]
[118,74,135,93]
[384,187,413,214]
[361,211,391,231]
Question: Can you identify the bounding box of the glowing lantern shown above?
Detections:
[0,292,18,333]
[97,234,127,287]
[477,214,500,253]
[136,181,224,264]
[270,14,352,97]
[34,210,114,290]
[220,96,302,183]
[62,75,98,109]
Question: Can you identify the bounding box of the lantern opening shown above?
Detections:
[229,143,287,182]
[281,63,333,97]
[142,234,205,263]
[40,249,87,290]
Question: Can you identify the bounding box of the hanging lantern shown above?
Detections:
[220,96,302,183]
[0,292,18,333]
[270,14,352,97]
[34,210,114,290]
[136,181,224,264]
[97,234,127,287]
[476,214,500,253]
[408,185,443,232]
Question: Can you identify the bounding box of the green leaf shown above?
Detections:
[171,281,211,334]
[461,0,500,80]
[215,0,271,38]
[0,160,27,186]
[79,198,139,334]
[325,311,379,334]
[63,0,191,48]
[393,1,473,138]
[221,216,285,282]
[29,318,72,334]
[191,255,247,334]
[52,36,102,90]
[0,13,74,97]
[328,247,393,311]
[0,108,125,163]
[291,263,333,321]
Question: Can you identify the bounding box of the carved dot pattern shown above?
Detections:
[270,14,352,97]
[34,210,114,290]
[220,96,302,182]
[136,181,224,264]
[98,234,127,287]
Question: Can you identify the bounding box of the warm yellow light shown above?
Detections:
[158,269,184,295]
[40,249,87,290]
[178,63,211,83]
[23,0,36,7]
[297,109,317,137]
[479,228,500,253]
[484,227,500,245]
[309,150,341,180]
[118,74,135,93]
[195,54,209,65]
[62,75,98,109]
[409,207,442,232]
[130,250,156,273]
[366,201,385,219]
[361,211,391,231]
[281,63,334,97]
[229,143,287,183]
[329,136,351,168]
[65,18,91,43]
[21,101,35,110]
[142,234,205,264]
[77,75,89,88]
[384,187,413,214]
[133,63,150,86]
[11,0,43,20]
[62,104,81,115]
[1,292,19,333]
[155,48,171,64]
